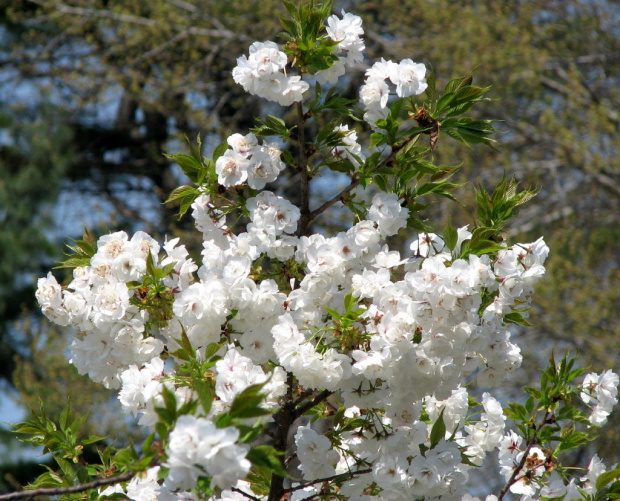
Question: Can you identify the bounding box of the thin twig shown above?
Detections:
[281,467,373,495]
[292,388,316,407]
[497,409,551,501]
[308,132,421,222]
[231,487,263,501]
[294,389,333,420]
[131,30,191,64]
[0,472,136,501]
[34,1,247,41]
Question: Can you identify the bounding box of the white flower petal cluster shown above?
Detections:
[332,124,365,167]
[214,133,286,189]
[581,369,619,425]
[368,192,409,237]
[164,415,250,491]
[496,435,609,501]
[360,58,427,129]
[316,11,365,84]
[295,425,340,480]
[233,41,309,105]
[460,392,506,465]
[498,432,546,496]
[35,230,180,388]
[214,346,286,411]
[246,191,301,236]
[37,200,551,499]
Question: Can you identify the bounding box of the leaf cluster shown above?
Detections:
[11,401,107,494]
[164,135,226,219]
[279,0,338,74]
[504,355,592,459]
[423,72,500,149]
[323,292,369,351]
[455,175,539,260]
[55,231,96,270]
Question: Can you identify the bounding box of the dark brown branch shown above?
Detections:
[497,409,551,501]
[294,389,333,420]
[292,388,316,407]
[231,487,263,501]
[281,467,373,496]
[267,372,297,501]
[0,472,136,501]
[296,101,311,237]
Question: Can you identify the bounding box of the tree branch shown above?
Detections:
[293,389,333,420]
[231,487,263,501]
[497,409,551,501]
[267,372,297,501]
[34,1,249,41]
[308,133,421,223]
[296,100,311,237]
[539,74,619,125]
[281,468,373,496]
[0,472,136,501]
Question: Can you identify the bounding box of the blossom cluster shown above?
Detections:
[232,40,309,105]
[232,11,365,104]
[37,188,565,500]
[315,10,365,84]
[581,370,619,425]
[215,133,286,189]
[34,6,620,501]
[360,57,428,127]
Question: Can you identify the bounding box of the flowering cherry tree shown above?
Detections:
[8,2,620,501]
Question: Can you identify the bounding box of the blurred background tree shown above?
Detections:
[0,0,618,491]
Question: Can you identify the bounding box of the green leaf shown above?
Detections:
[441,85,491,118]
[180,328,195,358]
[425,65,436,104]
[25,470,65,489]
[59,403,71,432]
[504,403,528,422]
[55,232,97,269]
[429,410,446,449]
[194,379,214,416]
[251,115,290,139]
[165,185,200,219]
[597,469,620,491]
[246,465,273,497]
[55,455,75,481]
[160,385,177,418]
[279,17,298,37]
[442,223,458,252]
[444,73,473,95]
[228,383,271,419]
[504,311,533,327]
[164,153,202,183]
[213,142,229,162]
[247,445,288,477]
